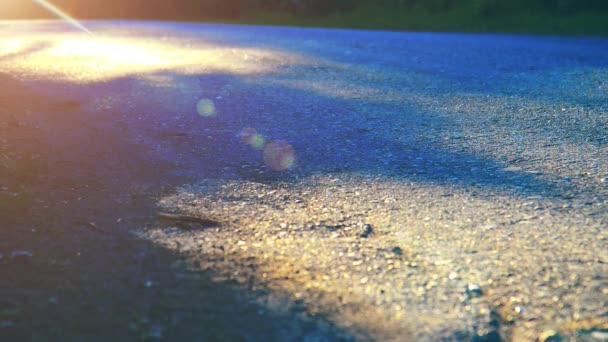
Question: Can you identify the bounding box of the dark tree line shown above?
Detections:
[18,0,608,19]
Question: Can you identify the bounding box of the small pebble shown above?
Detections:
[304,331,332,342]
[591,331,608,341]
[11,250,33,258]
[472,330,501,342]
[162,228,181,235]
[391,247,403,255]
[0,320,15,329]
[538,330,562,342]
[466,283,483,297]
[359,224,373,238]
[148,323,164,339]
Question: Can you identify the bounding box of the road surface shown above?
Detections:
[1,21,607,341]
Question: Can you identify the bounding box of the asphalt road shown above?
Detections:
[1,21,607,341]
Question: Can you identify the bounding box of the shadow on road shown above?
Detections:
[1,72,357,341]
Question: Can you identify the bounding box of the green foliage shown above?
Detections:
[250,0,354,16]
[233,0,608,36]
[277,0,608,16]
[43,0,608,19]
[9,0,608,35]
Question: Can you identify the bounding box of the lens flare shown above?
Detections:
[33,0,92,35]
[249,134,266,150]
[263,140,295,171]
[239,127,266,150]
[239,127,257,143]
[196,99,216,117]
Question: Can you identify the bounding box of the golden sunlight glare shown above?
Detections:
[33,0,92,34]
[0,30,300,83]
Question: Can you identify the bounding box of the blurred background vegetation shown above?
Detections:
[2,0,608,36]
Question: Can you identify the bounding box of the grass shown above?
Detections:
[225,7,608,37]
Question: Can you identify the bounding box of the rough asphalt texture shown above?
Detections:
[1,21,607,341]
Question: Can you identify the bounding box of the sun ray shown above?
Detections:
[33,0,92,35]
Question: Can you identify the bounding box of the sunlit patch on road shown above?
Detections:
[0,39,26,56]
[0,30,303,83]
[196,98,216,117]
[49,38,166,66]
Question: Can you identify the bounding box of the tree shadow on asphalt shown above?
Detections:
[2,219,355,341]
[0,73,356,341]
[182,24,608,147]
[87,70,568,199]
